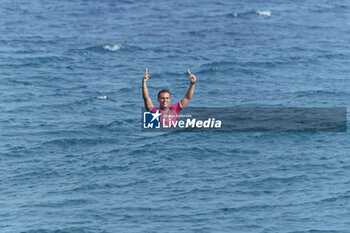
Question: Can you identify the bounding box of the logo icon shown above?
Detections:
[143,110,161,128]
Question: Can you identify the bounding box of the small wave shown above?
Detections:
[226,11,252,18]
[34,199,92,208]
[291,90,343,98]
[103,44,120,51]
[79,44,121,53]
[97,95,107,100]
[42,138,117,146]
[321,194,350,203]
[227,10,271,18]
[257,10,271,17]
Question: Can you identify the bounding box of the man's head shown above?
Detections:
[158,89,171,109]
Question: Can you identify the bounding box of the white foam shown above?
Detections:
[233,13,238,17]
[103,44,120,51]
[257,10,271,17]
[97,96,108,100]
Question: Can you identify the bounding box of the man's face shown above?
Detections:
[158,92,171,109]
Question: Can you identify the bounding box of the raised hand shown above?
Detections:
[188,69,196,84]
[142,67,153,110]
[181,69,197,108]
[143,67,150,81]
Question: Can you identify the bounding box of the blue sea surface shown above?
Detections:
[1,0,350,232]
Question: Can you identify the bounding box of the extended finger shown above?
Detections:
[145,67,148,74]
[188,69,191,75]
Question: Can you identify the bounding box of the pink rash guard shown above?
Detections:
[151,102,183,126]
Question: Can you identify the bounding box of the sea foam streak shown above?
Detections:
[257,10,271,17]
[103,44,120,51]
[97,96,107,100]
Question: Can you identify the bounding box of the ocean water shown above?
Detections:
[1,0,350,232]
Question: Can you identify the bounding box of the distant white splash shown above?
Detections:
[103,44,120,51]
[233,13,238,17]
[257,10,271,17]
[97,96,108,100]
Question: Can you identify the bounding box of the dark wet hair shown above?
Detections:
[158,89,171,99]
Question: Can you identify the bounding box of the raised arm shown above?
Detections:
[181,69,196,109]
[142,68,154,111]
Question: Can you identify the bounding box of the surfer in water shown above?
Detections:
[142,68,196,126]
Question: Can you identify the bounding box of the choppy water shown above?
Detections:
[1,0,350,232]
